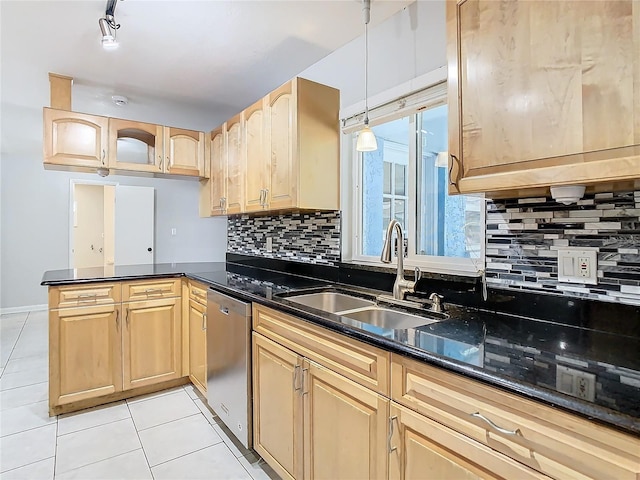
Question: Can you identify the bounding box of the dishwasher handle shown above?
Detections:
[219,306,229,315]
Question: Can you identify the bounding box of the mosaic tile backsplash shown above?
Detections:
[486,190,640,306]
[227,211,341,266]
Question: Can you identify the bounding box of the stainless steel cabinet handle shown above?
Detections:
[125,307,130,327]
[301,367,309,395]
[191,289,205,298]
[101,149,106,165]
[77,293,97,299]
[449,154,460,187]
[263,188,269,207]
[158,155,163,170]
[202,312,207,331]
[293,364,301,392]
[220,197,226,213]
[166,156,170,170]
[145,288,164,295]
[470,412,521,436]
[219,306,229,315]
[258,189,264,206]
[388,415,398,453]
[115,309,120,328]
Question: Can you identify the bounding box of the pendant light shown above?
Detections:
[356,0,378,152]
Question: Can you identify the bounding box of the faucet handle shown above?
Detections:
[428,292,444,313]
[414,267,422,283]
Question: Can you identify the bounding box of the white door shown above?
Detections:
[115,185,155,265]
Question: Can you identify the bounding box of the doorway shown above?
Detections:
[70,181,155,269]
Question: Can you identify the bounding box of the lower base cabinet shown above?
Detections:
[388,403,548,480]
[49,303,122,408]
[188,298,207,395]
[252,332,389,480]
[122,297,182,390]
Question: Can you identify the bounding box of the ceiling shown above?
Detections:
[1,0,413,122]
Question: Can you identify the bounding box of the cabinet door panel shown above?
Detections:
[226,116,244,214]
[209,127,227,215]
[244,100,267,211]
[304,361,388,480]
[50,304,122,407]
[252,333,302,480]
[164,127,204,176]
[268,82,296,209]
[108,118,162,172]
[123,297,182,390]
[188,299,207,395]
[44,108,108,168]
[389,403,548,480]
[449,0,640,195]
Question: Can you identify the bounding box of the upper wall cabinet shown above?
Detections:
[201,77,340,216]
[447,0,640,198]
[200,125,227,216]
[108,119,163,173]
[163,127,205,177]
[43,108,206,179]
[44,108,109,169]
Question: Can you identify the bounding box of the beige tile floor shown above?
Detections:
[0,310,279,480]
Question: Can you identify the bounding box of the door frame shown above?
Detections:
[68,179,118,269]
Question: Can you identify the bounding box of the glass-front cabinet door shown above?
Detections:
[108,119,163,173]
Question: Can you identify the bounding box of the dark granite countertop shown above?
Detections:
[42,262,640,436]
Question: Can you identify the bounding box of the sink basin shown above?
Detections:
[284,291,375,313]
[343,307,440,330]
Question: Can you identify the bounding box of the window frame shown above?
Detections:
[342,81,486,277]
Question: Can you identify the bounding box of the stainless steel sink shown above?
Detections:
[342,307,439,329]
[285,292,375,313]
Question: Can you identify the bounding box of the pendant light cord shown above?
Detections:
[364,20,370,125]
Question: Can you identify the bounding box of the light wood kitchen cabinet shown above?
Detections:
[388,403,548,480]
[226,113,244,214]
[108,118,163,173]
[188,281,207,395]
[200,125,227,216]
[122,297,182,390]
[49,302,122,410]
[447,0,640,197]
[253,332,388,480]
[253,333,303,480]
[244,98,268,212]
[253,304,390,480]
[303,360,389,480]
[200,77,340,216]
[391,354,640,480]
[43,108,109,170]
[163,126,205,177]
[265,78,340,210]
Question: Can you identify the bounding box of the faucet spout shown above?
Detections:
[380,220,419,300]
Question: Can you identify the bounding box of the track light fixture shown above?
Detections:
[99,0,120,50]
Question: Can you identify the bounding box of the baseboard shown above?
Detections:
[0,304,48,315]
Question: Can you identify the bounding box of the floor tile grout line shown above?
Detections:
[125,388,188,406]
[147,441,225,470]
[56,413,133,438]
[0,455,56,476]
[134,411,204,433]
[53,446,144,477]
[126,401,154,479]
[0,316,28,377]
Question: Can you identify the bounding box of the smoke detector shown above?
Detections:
[111,95,128,106]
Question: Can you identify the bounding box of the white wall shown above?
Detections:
[0,85,228,310]
[299,1,446,109]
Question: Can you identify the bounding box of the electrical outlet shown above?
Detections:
[557,248,597,285]
[556,365,596,402]
[266,236,273,253]
[171,228,177,236]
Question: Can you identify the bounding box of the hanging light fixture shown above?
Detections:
[356,0,378,152]
[98,0,120,50]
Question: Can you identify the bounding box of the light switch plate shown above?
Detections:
[557,248,597,285]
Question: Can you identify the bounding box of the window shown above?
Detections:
[345,83,484,275]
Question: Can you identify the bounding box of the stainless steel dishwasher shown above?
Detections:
[206,289,252,449]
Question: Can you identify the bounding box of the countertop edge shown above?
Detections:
[40,269,640,437]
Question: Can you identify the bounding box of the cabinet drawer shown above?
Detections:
[122,278,181,302]
[391,354,640,480]
[49,283,120,309]
[188,281,208,306]
[253,304,390,396]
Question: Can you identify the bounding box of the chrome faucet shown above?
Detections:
[380,219,421,300]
